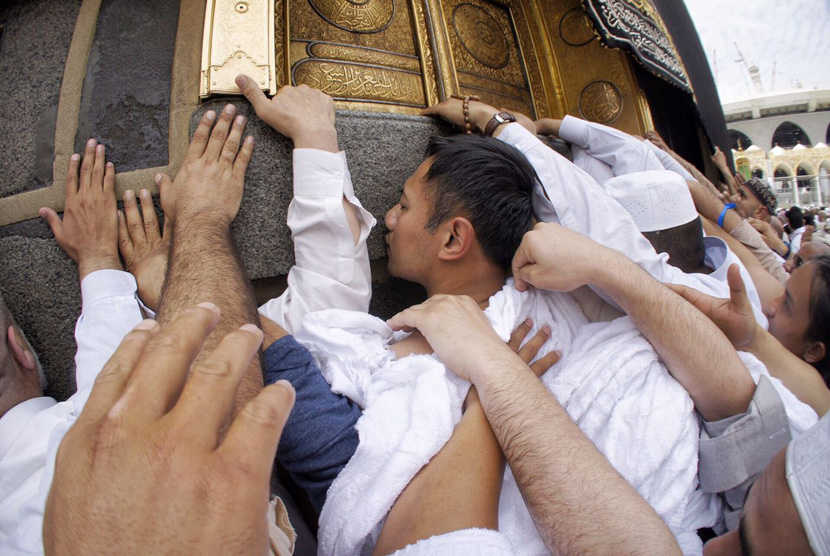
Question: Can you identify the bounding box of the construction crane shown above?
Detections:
[734,42,764,95]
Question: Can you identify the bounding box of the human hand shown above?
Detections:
[44,304,295,556]
[422,97,498,134]
[512,222,618,293]
[499,107,536,135]
[748,217,778,243]
[803,225,815,243]
[157,106,253,224]
[39,139,121,281]
[387,295,517,383]
[644,130,668,151]
[507,318,562,377]
[710,146,728,168]
[236,76,338,152]
[666,264,757,349]
[118,188,170,311]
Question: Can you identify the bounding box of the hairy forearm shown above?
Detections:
[158,213,262,417]
[748,327,830,416]
[475,352,680,556]
[596,253,755,420]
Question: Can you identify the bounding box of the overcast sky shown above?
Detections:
[684,0,830,104]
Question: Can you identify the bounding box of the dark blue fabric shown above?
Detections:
[263,335,361,514]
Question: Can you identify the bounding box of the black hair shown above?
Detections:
[787,206,805,229]
[807,255,830,386]
[423,135,537,270]
[642,217,706,274]
[804,214,815,227]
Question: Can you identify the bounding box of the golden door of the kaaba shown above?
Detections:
[201,0,653,134]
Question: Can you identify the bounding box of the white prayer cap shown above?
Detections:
[787,413,830,556]
[602,170,698,232]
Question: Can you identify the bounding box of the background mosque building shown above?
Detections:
[725,88,830,208]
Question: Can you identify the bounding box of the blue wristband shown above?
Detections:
[718,203,736,228]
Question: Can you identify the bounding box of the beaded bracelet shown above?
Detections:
[451,94,481,134]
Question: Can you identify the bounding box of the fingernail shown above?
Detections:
[135,319,158,330]
[71,153,80,161]
[275,379,293,389]
[240,323,262,335]
[524,318,532,326]
[141,189,149,198]
[117,210,123,219]
[554,350,563,358]
[205,110,216,121]
[154,173,162,184]
[235,115,244,125]
[106,162,113,168]
[245,136,254,144]
[125,189,134,200]
[197,301,220,313]
[87,138,96,147]
[542,325,551,335]
[38,208,45,217]
[225,104,236,115]
[235,75,248,87]
[97,144,104,153]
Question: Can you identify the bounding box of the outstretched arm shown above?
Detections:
[388,296,680,556]
[156,104,261,419]
[512,222,756,421]
[237,77,375,331]
[40,139,144,398]
[668,265,830,416]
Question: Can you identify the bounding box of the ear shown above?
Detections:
[804,340,826,365]
[7,326,36,370]
[437,217,475,262]
[755,206,768,220]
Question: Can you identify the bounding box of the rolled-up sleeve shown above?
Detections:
[259,149,376,333]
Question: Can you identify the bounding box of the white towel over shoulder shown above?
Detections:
[296,282,723,556]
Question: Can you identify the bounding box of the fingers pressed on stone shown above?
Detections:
[123,189,146,244]
[80,138,96,190]
[139,189,159,241]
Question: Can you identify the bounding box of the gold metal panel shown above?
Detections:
[533,0,651,134]
[201,0,276,97]
[293,60,425,106]
[440,0,533,115]
[287,0,430,113]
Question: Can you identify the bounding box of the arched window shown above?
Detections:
[775,167,792,190]
[728,129,753,151]
[752,168,765,179]
[797,164,814,191]
[772,122,811,148]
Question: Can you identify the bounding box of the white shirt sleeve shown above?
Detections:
[558,115,664,176]
[498,123,735,302]
[643,140,696,180]
[259,148,376,333]
[73,270,144,402]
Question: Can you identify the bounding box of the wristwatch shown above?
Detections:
[484,112,516,137]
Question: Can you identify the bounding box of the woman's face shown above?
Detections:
[765,263,817,358]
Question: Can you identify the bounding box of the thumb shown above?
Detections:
[726,264,751,312]
[235,74,269,114]
[39,207,62,238]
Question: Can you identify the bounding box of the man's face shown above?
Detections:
[702,449,811,556]
[384,158,443,284]
[736,185,763,219]
[765,263,816,357]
